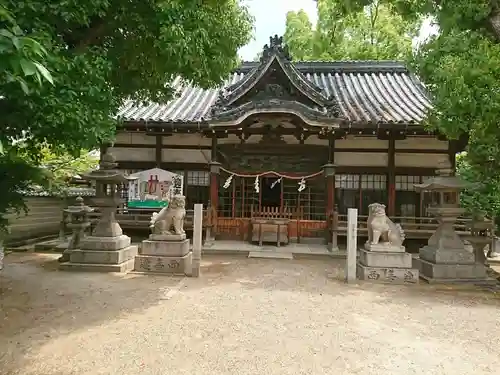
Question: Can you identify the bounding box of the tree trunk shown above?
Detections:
[488,3,500,41]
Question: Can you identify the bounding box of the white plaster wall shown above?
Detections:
[395,137,448,150]
[336,136,388,149]
[335,152,388,166]
[109,147,155,162]
[161,149,210,164]
[395,153,450,168]
[114,131,156,145]
[162,133,211,146]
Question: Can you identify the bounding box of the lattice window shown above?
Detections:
[335,174,359,189]
[186,171,209,209]
[395,175,421,191]
[187,171,209,186]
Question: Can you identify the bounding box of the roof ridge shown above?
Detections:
[237,60,409,74]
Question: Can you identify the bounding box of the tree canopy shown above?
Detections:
[0,0,253,227]
[284,0,422,61]
[331,0,500,220]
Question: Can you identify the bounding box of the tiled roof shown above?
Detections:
[117,60,432,126]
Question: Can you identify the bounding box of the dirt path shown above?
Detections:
[1,252,499,375]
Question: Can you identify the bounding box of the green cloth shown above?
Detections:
[127,200,168,208]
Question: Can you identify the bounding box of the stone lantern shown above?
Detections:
[58,196,93,263]
[414,164,492,283]
[59,149,139,272]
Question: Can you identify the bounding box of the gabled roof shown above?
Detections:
[209,35,342,127]
[117,47,432,128]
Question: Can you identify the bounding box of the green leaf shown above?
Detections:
[33,61,54,84]
[19,58,37,76]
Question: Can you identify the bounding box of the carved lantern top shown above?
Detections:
[82,150,136,184]
[414,164,469,193]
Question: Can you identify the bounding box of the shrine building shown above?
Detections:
[109,35,465,241]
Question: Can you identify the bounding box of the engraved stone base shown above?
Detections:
[357,263,419,283]
[359,249,412,268]
[79,235,131,251]
[134,252,192,275]
[67,245,138,265]
[59,258,136,273]
[416,258,490,283]
[419,245,475,264]
[149,233,186,241]
[141,239,189,257]
[364,243,405,253]
[59,245,138,273]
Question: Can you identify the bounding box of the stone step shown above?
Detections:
[248,251,293,260]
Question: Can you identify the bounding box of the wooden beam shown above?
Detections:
[211,134,218,162]
[155,135,162,167]
[112,143,211,150]
[116,161,209,170]
[388,137,396,216]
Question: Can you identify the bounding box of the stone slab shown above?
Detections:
[80,235,131,251]
[357,263,419,284]
[134,252,192,275]
[141,239,189,257]
[248,251,293,260]
[419,245,475,264]
[68,245,138,265]
[364,243,405,253]
[358,249,412,268]
[149,233,186,241]
[59,258,135,273]
[417,258,488,281]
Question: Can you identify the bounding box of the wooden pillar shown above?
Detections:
[325,136,336,217]
[209,134,220,232]
[388,137,396,217]
[155,135,162,167]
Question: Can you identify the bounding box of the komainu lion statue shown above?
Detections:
[149,195,186,235]
[366,203,405,247]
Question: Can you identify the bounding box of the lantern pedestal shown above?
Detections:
[59,150,138,273]
[414,167,494,284]
[61,235,138,272]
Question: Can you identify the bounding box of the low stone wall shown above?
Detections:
[5,197,66,245]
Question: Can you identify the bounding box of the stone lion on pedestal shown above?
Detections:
[366,203,405,247]
[150,195,186,235]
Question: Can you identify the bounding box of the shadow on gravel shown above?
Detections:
[1,252,499,374]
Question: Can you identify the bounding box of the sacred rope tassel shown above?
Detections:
[298,177,306,192]
[223,174,233,189]
[270,177,282,189]
[254,176,259,193]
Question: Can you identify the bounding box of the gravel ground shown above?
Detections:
[1,252,499,375]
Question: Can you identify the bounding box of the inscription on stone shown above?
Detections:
[386,269,397,281]
[140,257,151,271]
[367,270,380,280]
[404,270,414,281]
[154,258,165,271]
[168,260,180,269]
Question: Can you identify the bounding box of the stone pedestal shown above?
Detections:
[134,235,192,276]
[416,243,491,284]
[60,234,138,272]
[357,243,419,283]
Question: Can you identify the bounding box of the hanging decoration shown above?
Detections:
[218,166,322,195]
[270,177,282,189]
[298,178,306,192]
[219,166,322,180]
[223,174,233,189]
[254,176,259,193]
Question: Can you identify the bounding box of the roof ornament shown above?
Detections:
[262,34,291,61]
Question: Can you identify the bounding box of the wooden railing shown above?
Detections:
[334,215,493,239]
